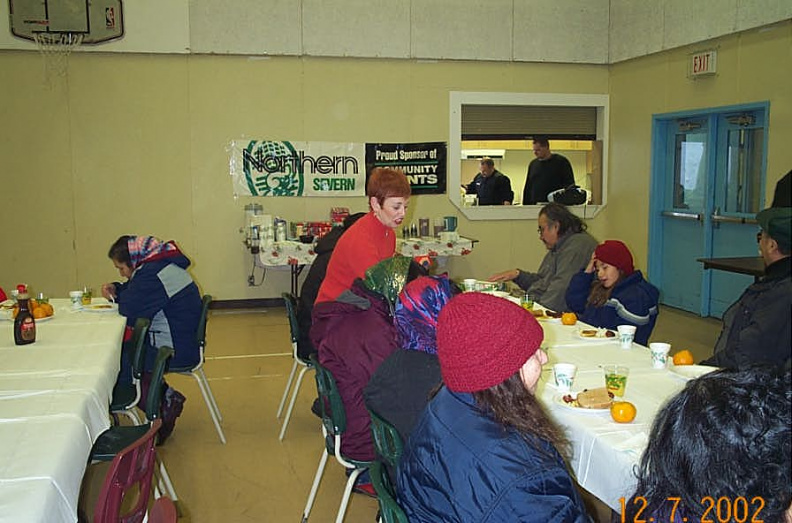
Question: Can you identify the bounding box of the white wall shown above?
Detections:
[2,0,785,63]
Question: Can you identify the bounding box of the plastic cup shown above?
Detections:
[617,325,637,349]
[462,279,477,292]
[649,342,671,369]
[553,363,577,393]
[69,290,83,309]
[603,365,629,397]
[81,287,93,306]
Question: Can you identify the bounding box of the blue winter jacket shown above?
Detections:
[565,270,659,346]
[114,253,202,374]
[397,387,589,523]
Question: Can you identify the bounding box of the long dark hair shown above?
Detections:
[625,367,791,523]
[540,202,587,237]
[586,271,623,307]
[472,372,569,458]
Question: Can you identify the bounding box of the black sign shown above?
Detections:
[365,142,447,195]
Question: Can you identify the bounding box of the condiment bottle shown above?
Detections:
[14,285,36,345]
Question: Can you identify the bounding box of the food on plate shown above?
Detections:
[11,299,54,319]
[610,401,637,423]
[529,309,545,318]
[562,387,613,409]
[545,310,563,318]
[580,328,616,338]
[561,312,577,326]
[580,329,598,337]
[672,349,695,366]
[92,304,113,309]
[604,330,616,338]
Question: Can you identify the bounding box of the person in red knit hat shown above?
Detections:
[565,239,660,345]
[397,292,589,522]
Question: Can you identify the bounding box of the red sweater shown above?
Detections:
[316,212,396,303]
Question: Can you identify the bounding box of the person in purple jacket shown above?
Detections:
[101,235,202,444]
[565,240,659,345]
[310,255,424,495]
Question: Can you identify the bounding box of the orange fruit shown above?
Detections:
[561,312,577,326]
[672,350,695,366]
[28,298,38,310]
[12,306,19,319]
[33,308,47,319]
[610,401,637,423]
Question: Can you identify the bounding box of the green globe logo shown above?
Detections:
[242,140,304,196]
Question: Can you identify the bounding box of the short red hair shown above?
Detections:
[367,168,411,205]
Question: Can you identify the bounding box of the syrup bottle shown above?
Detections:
[14,285,36,345]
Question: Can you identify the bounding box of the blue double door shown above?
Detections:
[649,104,768,318]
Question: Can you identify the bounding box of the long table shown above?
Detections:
[534,316,695,512]
[0,299,125,523]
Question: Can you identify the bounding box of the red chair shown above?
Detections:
[93,419,162,523]
[149,496,178,523]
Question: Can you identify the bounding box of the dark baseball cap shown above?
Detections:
[757,207,792,250]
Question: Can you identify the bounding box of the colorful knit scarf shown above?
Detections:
[127,236,181,270]
[394,275,455,355]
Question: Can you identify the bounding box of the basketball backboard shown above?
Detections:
[9,0,124,44]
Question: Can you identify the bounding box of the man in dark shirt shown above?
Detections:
[465,157,513,205]
[522,137,575,205]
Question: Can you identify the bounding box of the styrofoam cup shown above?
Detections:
[553,363,577,393]
[462,279,477,292]
[69,290,83,309]
[617,325,637,349]
[649,342,671,369]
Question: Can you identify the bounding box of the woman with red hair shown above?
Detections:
[314,168,410,304]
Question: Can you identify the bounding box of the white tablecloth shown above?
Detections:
[0,299,124,523]
[536,318,690,511]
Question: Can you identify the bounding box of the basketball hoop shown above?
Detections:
[33,32,84,79]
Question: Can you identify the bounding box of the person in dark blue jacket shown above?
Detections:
[565,240,659,345]
[102,235,202,443]
[397,292,589,523]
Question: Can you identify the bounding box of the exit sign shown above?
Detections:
[690,50,717,77]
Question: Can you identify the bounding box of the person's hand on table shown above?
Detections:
[488,269,519,283]
[101,283,116,301]
[584,252,597,274]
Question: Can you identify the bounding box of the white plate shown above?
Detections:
[668,364,718,380]
[553,393,612,413]
[483,290,510,298]
[81,302,119,313]
[576,328,617,341]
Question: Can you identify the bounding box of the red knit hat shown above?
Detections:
[595,240,634,276]
[436,293,544,393]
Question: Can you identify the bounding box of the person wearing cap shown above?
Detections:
[487,202,598,312]
[565,240,659,345]
[702,207,792,369]
[397,293,589,522]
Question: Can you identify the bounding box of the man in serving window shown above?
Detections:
[521,137,575,205]
[465,157,514,206]
[702,207,791,369]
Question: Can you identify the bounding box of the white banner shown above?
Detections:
[229,140,366,197]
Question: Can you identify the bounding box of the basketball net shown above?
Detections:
[33,32,84,80]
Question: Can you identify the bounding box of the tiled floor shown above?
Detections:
[82,304,723,522]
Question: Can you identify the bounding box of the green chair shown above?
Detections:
[301,355,372,523]
[90,345,179,505]
[276,292,314,441]
[109,317,150,425]
[167,294,227,444]
[368,409,408,523]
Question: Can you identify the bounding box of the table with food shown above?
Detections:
[473,288,716,511]
[0,296,125,523]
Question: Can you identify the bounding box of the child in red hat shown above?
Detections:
[565,239,660,345]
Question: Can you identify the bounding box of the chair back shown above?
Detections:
[369,461,409,523]
[195,294,213,350]
[128,318,151,380]
[309,354,347,437]
[143,346,175,421]
[93,418,162,523]
[281,292,300,346]
[367,409,403,470]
